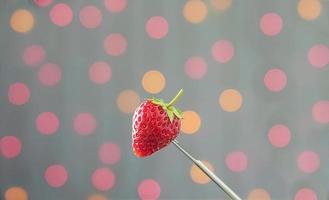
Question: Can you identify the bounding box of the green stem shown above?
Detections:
[167,89,184,108]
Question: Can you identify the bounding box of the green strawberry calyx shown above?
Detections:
[149,89,184,122]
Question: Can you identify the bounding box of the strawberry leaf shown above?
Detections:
[150,98,166,107]
[167,110,174,122]
[150,97,182,122]
[172,107,183,119]
[175,107,182,115]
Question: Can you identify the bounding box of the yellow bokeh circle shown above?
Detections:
[117,90,140,114]
[183,0,208,24]
[247,188,271,200]
[10,9,34,33]
[5,187,28,200]
[219,89,242,112]
[211,0,232,11]
[190,160,214,184]
[88,193,108,200]
[181,111,201,134]
[297,0,321,20]
[142,70,166,94]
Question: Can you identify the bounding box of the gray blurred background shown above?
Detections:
[0,0,328,199]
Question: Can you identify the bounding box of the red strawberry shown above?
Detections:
[132,89,184,157]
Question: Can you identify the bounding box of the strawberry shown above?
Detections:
[132,89,184,157]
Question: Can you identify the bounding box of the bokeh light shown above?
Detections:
[104,33,127,56]
[219,89,242,112]
[34,0,53,7]
[142,70,166,94]
[295,188,317,200]
[184,56,208,79]
[23,45,46,67]
[8,82,30,106]
[263,68,287,92]
[298,0,322,20]
[138,179,161,200]
[260,13,283,36]
[312,101,329,124]
[89,61,112,85]
[79,6,102,29]
[98,142,121,165]
[73,113,97,135]
[145,16,169,39]
[117,90,140,114]
[10,9,34,33]
[36,112,60,135]
[212,40,235,63]
[247,188,271,200]
[50,3,73,27]
[190,160,214,184]
[183,0,207,24]
[0,136,22,159]
[4,187,28,200]
[87,193,108,200]
[181,110,201,134]
[210,0,232,11]
[268,124,291,148]
[297,151,320,173]
[44,164,68,188]
[308,44,329,69]
[38,63,62,86]
[225,151,248,172]
[104,0,127,13]
[92,168,116,191]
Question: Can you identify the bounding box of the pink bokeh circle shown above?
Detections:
[89,61,112,84]
[184,56,208,79]
[50,3,73,27]
[295,188,317,200]
[0,136,22,158]
[23,45,46,67]
[308,44,329,69]
[79,6,102,29]
[36,112,59,135]
[104,33,127,56]
[225,151,248,172]
[138,179,161,200]
[264,68,287,92]
[73,113,97,135]
[145,16,168,39]
[297,151,320,173]
[98,142,121,165]
[34,0,52,7]
[268,124,291,148]
[8,82,30,105]
[44,164,68,188]
[260,13,283,36]
[312,101,329,124]
[92,168,116,191]
[38,63,62,86]
[212,40,234,63]
[104,0,127,13]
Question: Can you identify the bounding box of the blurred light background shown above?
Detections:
[0,0,329,199]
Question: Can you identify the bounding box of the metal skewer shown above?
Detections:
[172,139,242,200]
